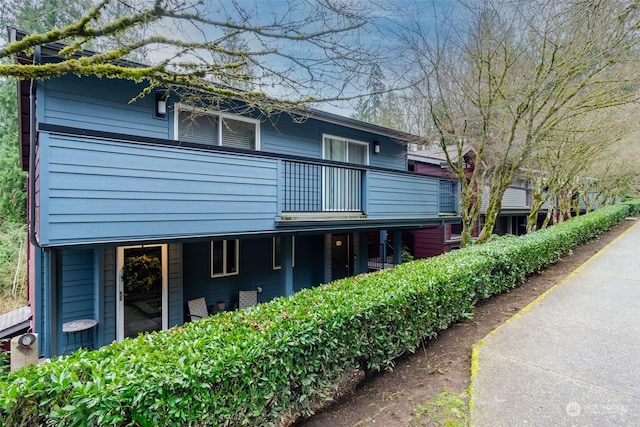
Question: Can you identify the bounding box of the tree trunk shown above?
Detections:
[459,179,482,248]
[526,188,548,233]
[542,208,553,229]
[477,179,509,244]
[558,190,573,222]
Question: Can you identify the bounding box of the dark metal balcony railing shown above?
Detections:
[283,160,363,213]
[439,180,458,214]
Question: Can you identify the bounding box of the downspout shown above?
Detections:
[28,45,50,355]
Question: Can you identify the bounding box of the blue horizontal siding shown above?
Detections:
[59,248,96,354]
[102,249,116,346]
[39,132,279,245]
[367,171,440,218]
[41,75,408,172]
[38,131,442,246]
[262,119,320,158]
[168,243,184,327]
[42,76,169,139]
[261,114,406,170]
[182,235,322,311]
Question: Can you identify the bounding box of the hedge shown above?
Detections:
[1,201,638,426]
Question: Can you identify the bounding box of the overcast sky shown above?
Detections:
[149,0,457,116]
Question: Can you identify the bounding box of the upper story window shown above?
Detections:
[323,135,369,165]
[176,104,260,150]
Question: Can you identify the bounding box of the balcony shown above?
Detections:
[280,157,459,223]
[38,128,460,245]
[283,160,363,214]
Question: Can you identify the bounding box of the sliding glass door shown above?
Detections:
[322,136,367,211]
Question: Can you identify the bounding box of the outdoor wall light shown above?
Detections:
[373,140,380,154]
[18,333,36,347]
[155,90,168,118]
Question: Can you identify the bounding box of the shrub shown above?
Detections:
[621,198,640,216]
[0,203,634,426]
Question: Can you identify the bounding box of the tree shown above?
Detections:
[0,0,152,306]
[401,0,640,246]
[352,63,385,123]
[0,0,376,114]
[0,0,106,224]
[0,0,93,35]
[524,103,639,231]
[0,133,24,224]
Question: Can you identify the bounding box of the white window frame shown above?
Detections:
[321,134,370,165]
[116,244,168,342]
[174,103,261,150]
[273,236,296,270]
[211,240,240,278]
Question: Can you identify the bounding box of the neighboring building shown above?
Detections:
[12,29,460,357]
[408,145,546,258]
[481,177,535,236]
[407,146,472,258]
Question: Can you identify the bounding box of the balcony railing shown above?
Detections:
[283,160,363,213]
[439,180,458,214]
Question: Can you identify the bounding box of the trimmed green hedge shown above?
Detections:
[1,202,638,426]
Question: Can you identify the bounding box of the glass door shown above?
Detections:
[117,245,168,341]
[322,136,367,211]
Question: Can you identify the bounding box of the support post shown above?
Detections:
[379,230,387,267]
[393,230,403,266]
[357,231,369,274]
[281,235,294,297]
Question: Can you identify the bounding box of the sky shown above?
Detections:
[149,0,456,116]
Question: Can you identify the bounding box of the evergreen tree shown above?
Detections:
[0,80,25,223]
[352,63,385,123]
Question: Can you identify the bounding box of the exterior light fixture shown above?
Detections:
[155,90,168,118]
[373,140,380,154]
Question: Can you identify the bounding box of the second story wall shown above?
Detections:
[39,75,407,171]
[39,76,170,140]
[480,182,530,213]
[260,115,407,170]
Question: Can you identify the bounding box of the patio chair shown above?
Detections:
[238,290,258,309]
[186,297,210,322]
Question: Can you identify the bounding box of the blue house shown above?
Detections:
[12,29,460,358]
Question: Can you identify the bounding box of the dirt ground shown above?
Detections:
[294,218,638,427]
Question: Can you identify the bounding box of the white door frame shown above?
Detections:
[116,244,169,342]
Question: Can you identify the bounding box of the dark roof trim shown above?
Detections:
[306,109,425,144]
[18,80,30,171]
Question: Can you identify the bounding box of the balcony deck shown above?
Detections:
[37,126,460,246]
